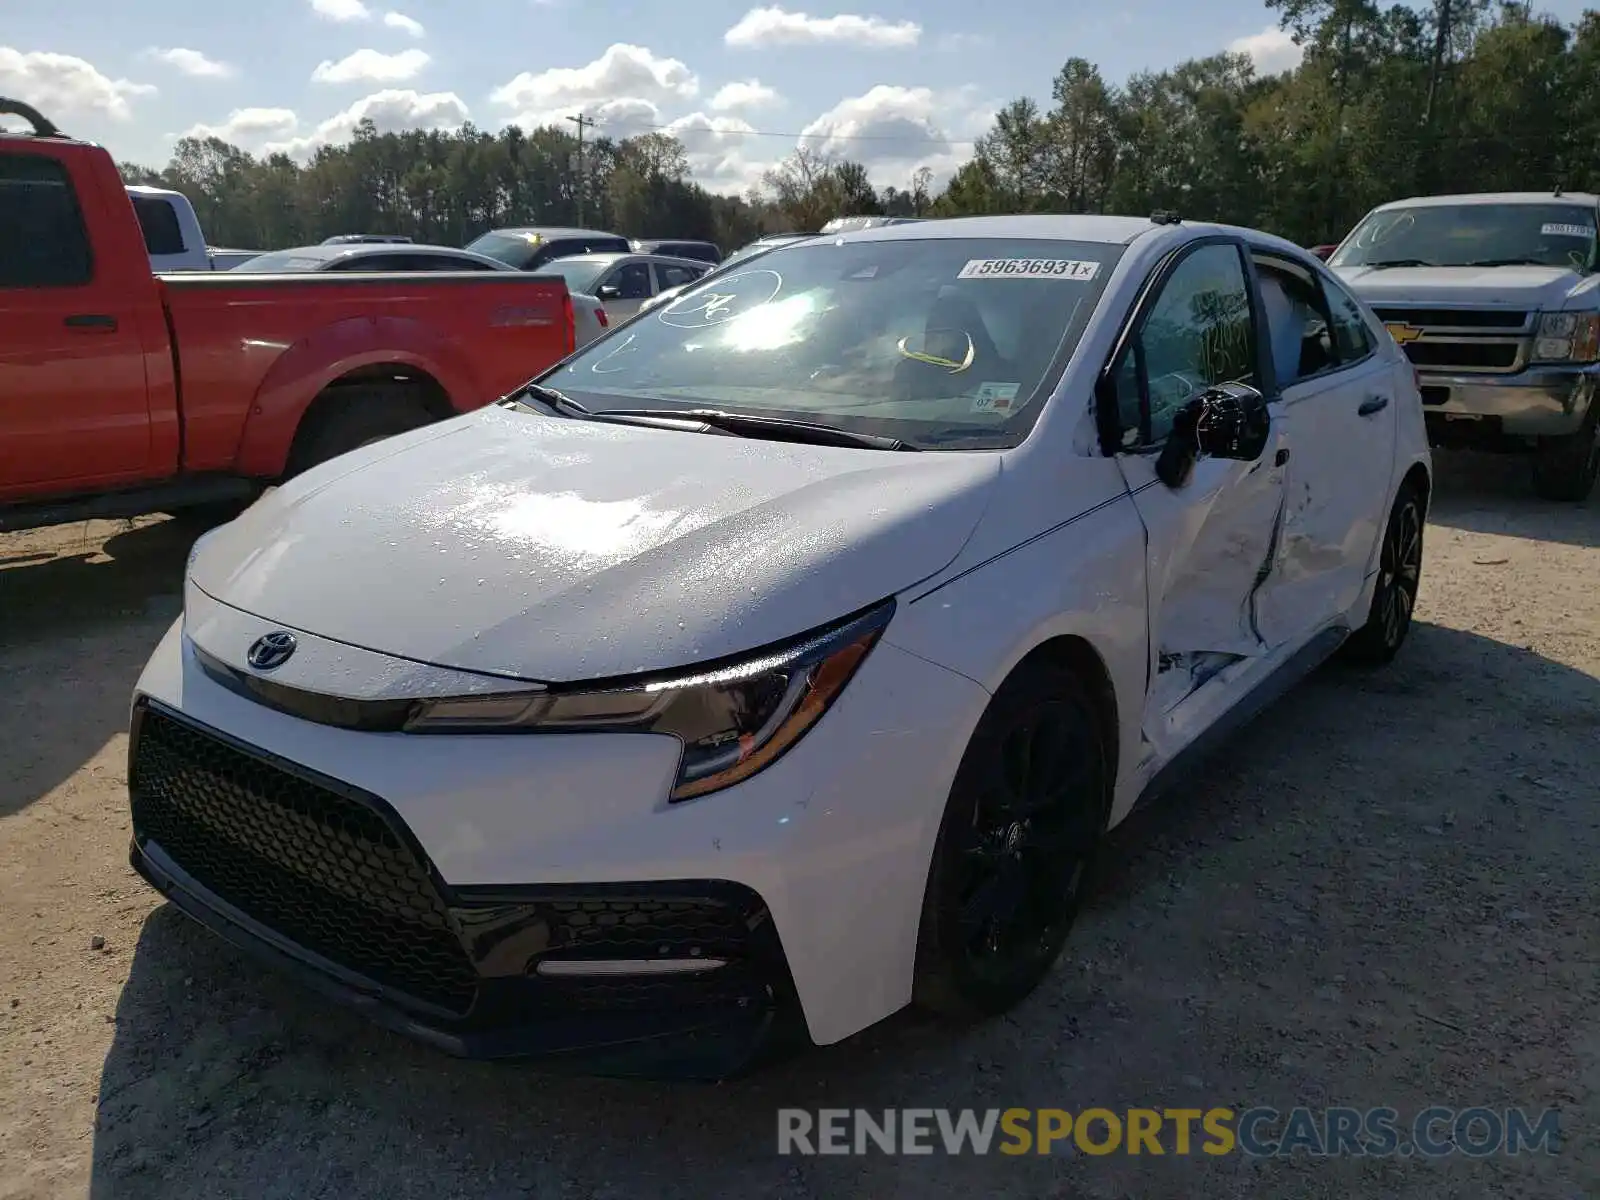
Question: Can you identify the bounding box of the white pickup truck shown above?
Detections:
[125,184,261,271]
[1332,191,1600,500]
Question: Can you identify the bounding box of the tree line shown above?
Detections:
[118,1,1600,254]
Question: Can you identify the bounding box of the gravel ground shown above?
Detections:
[1,452,1595,1199]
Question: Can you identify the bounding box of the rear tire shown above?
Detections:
[912,659,1110,1019]
[287,384,436,478]
[1531,399,1600,502]
[1342,483,1425,665]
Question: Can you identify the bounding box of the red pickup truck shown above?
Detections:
[0,99,575,533]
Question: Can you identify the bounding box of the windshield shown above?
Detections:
[537,258,611,295]
[1331,203,1598,270]
[540,236,1124,449]
[230,250,329,272]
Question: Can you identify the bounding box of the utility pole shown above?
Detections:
[567,113,595,226]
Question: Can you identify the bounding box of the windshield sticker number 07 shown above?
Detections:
[957,258,1100,281]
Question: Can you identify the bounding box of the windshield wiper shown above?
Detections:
[594,407,920,451]
[517,382,592,418]
[1461,258,1549,268]
[1363,258,1437,269]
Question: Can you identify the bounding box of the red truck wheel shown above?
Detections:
[287,383,437,477]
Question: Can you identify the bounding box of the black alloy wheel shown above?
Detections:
[914,660,1109,1018]
[1343,485,1424,664]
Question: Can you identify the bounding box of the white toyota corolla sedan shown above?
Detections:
[128,214,1431,1078]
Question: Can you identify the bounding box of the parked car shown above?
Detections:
[466,226,632,271]
[631,238,721,264]
[126,212,1430,1078]
[1331,190,1600,500]
[321,233,413,245]
[537,251,712,322]
[123,184,267,272]
[0,98,576,532]
[638,235,812,315]
[207,247,263,270]
[231,243,521,274]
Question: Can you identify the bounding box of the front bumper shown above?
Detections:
[1417,363,1597,437]
[128,608,990,1066]
[128,717,800,1079]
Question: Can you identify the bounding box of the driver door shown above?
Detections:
[1106,240,1292,755]
[596,261,655,319]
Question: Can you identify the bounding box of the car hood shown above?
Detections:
[1336,264,1600,310]
[189,406,1000,682]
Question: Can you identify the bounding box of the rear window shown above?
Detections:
[0,152,93,287]
[545,236,1125,449]
[131,195,187,257]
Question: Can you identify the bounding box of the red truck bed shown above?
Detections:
[0,98,575,530]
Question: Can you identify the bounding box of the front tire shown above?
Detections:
[1342,483,1425,665]
[1531,398,1600,502]
[912,659,1110,1019]
[286,384,435,478]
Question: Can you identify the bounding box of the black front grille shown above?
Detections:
[1373,307,1529,330]
[1403,341,1521,370]
[130,705,479,1014]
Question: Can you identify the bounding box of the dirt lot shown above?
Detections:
[1,453,1596,1199]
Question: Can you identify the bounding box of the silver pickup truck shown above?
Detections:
[1332,191,1600,501]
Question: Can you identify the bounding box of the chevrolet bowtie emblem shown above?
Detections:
[1386,323,1425,345]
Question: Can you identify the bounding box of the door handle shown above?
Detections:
[64,314,117,332]
[1275,448,1290,466]
[1358,395,1389,416]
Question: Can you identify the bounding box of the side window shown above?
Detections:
[609,262,654,299]
[1253,258,1337,387]
[1322,275,1376,361]
[131,196,187,256]
[655,263,702,290]
[1112,243,1258,444]
[0,152,93,288]
[329,254,400,271]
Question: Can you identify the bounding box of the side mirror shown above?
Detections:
[1155,382,1272,488]
[596,283,622,300]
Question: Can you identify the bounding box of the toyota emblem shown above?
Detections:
[246,631,298,671]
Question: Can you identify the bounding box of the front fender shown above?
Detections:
[885,474,1150,828]
[234,315,488,478]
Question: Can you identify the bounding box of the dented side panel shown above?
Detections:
[1260,357,1398,640]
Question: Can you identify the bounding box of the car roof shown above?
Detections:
[490,227,628,240]
[1373,191,1600,211]
[261,244,513,267]
[548,251,710,268]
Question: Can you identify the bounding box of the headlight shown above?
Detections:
[404,600,894,801]
[1534,311,1600,363]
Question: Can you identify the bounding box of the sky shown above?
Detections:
[1,0,1592,197]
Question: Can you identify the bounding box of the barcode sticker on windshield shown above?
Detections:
[1541,222,1594,238]
[957,258,1100,281]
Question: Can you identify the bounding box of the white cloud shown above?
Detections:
[0,48,155,122]
[383,11,425,36]
[145,47,235,79]
[1229,27,1303,75]
[490,44,696,135]
[797,84,987,188]
[310,0,372,19]
[178,106,301,145]
[275,89,468,156]
[724,7,921,49]
[311,48,430,84]
[709,79,781,113]
[183,90,466,158]
[660,112,768,190]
